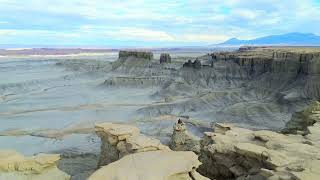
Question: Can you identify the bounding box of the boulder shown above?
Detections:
[88,150,209,180]
[0,150,70,180]
[95,123,170,167]
[160,53,172,64]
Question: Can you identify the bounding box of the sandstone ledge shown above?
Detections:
[89,150,209,180]
[0,150,70,180]
[198,123,320,180]
[95,122,170,167]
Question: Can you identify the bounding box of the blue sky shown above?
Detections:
[0,0,319,47]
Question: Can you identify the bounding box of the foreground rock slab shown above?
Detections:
[89,150,209,180]
[198,123,320,180]
[95,122,170,167]
[0,150,70,180]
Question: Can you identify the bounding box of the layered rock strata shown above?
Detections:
[0,150,70,180]
[118,50,153,60]
[211,47,320,78]
[95,122,170,167]
[198,122,320,180]
[103,76,169,87]
[89,150,209,180]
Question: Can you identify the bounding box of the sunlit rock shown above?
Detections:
[95,122,170,167]
[0,150,70,180]
[198,121,320,180]
[89,150,209,180]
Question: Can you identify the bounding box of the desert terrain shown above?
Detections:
[0,46,320,179]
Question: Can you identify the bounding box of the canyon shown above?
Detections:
[0,46,320,179]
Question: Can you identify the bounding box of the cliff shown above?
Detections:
[95,122,170,167]
[91,123,208,180]
[118,50,153,60]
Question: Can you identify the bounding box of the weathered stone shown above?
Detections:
[89,151,209,180]
[118,50,153,60]
[169,120,200,153]
[95,123,170,167]
[198,120,320,180]
[283,101,320,134]
[0,150,70,180]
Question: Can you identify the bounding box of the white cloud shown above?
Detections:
[0,0,319,45]
[231,9,261,20]
[0,29,81,38]
[103,27,175,41]
[177,34,229,43]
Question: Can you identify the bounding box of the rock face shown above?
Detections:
[160,53,172,64]
[169,120,201,153]
[118,51,153,60]
[89,150,209,180]
[198,122,320,180]
[0,150,70,180]
[283,101,320,134]
[112,51,155,72]
[95,122,170,167]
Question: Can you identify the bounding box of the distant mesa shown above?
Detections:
[118,50,153,60]
[159,53,171,64]
[217,32,320,46]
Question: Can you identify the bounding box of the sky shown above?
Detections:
[0,0,319,47]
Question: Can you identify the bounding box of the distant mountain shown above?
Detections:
[217,32,320,46]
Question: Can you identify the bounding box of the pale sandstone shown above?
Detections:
[0,150,70,180]
[198,121,320,180]
[95,122,170,167]
[89,150,209,180]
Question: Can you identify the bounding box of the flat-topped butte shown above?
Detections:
[118,50,153,60]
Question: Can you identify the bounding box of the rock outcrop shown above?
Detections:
[169,120,201,153]
[0,150,70,180]
[160,53,172,64]
[112,51,154,71]
[89,150,209,180]
[118,51,153,60]
[183,59,202,69]
[198,122,320,180]
[95,122,170,167]
[283,101,320,134]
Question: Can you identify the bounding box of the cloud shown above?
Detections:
[103,27,175,41]
[0,0,319,46]
[177,34,229,43]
